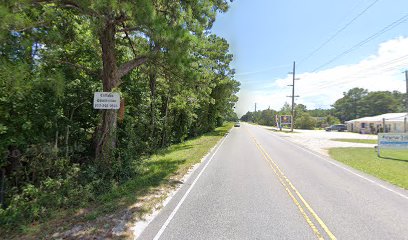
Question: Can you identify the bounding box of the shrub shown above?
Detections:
[295,113,317,130]
[0,160,93,227]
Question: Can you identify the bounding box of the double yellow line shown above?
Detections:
[248,130,336,240]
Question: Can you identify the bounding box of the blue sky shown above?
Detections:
[211,0,408,116]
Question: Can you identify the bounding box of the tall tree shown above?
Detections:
[0,0,238,220]
[363,91,400,116]
[333,88,368,121]
[279,102,291,115]
[333,88,405,121]
[11,0,231,163]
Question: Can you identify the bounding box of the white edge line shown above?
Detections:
[133,157,200,238]
[152,133,230,240]
[260,126,408,200]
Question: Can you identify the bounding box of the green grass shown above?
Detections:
[8,123,233,239]
[329,148,408,189]
[331,138,377,144]
[84,122,233,222]
[96,122,233,208]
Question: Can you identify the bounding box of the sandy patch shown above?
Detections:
[261,126,377,156]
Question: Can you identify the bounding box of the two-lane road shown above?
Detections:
[137,123,408,240]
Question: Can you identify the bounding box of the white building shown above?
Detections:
[346,113,408,134]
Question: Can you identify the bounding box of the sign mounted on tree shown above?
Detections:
[93,92,120,109]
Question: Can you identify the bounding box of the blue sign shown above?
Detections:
[378,133,408,149]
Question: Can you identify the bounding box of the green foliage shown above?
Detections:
[241,103,339,130]
[280,102,292,115]
[243,87,405,128]
[308,108,333,117]
[294,103,307,117]
[240,111,254,122]
[333,88,405,122]
[257,108,277,126]
[0,160,93,227]
[325,115,341,125]
[0,0,238,231]
[362,91,401,116]
[295,113,316,130]
[314,115,340,129]
[333,88,368,122]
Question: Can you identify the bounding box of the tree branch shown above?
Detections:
[56,60,100,77]
[118,56,148,79]
[122,23,137,57]
[32,0,79,8]
[32,0,100,18]
[117,26,142,32]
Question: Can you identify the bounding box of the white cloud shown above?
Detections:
[235,37,408,116]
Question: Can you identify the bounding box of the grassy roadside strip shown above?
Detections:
[331,138,377,144]
[6,123,233,239]
[329,148,408,189]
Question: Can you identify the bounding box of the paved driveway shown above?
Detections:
[260,126,377,156]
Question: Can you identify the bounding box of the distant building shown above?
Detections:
[345,113,408,134]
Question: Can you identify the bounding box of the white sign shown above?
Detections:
[378,133,408,149]
[93,92,120,109]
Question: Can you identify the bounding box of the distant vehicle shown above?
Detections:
[234,122,240,127]
[325,124,347,132]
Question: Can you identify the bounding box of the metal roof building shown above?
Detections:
[346,113,408,134]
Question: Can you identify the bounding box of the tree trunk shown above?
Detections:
[95,20,119,164]
[149,70,156,144]
[0,168,5,208]
[161,95,170,147]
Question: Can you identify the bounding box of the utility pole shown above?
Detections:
[405,70,408,112]
[255,102,257,112]
[404,70,408,132]
[287,61,299,132]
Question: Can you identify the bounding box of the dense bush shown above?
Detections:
[0,159,93,226]
[0,0,239,229]
[241,104,315,128]
[295,113,317,130]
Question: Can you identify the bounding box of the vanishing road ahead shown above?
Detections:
[138,123,408,240]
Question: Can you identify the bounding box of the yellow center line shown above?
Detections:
[257,143,337,240]
[254,140,324,240]
[245,127,336,240]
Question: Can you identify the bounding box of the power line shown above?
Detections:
[301,68,405,95]
[312,13,408,72]
[299,55,408,95]
[312,54,408,89]
[235,64,291,76]
[299,0,381,65]
[310,63,407,92]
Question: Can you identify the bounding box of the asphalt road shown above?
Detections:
[137,123,408,240]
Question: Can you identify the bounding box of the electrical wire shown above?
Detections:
[312,13,408,72]
[310,63,407,91]
[299,54,408,94]
[299,0,381,65]
[235,64,291,76]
